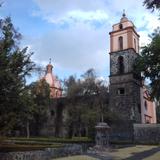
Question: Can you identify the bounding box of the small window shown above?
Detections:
[144,101,147,110]
[134,38,136,51]
[119,24,123,29]
[118,56,124,74]
[51,110,55,116]
[117,88,125,95]
[118,36,123,50]
[55,91,58,97]
[138,104,141,113]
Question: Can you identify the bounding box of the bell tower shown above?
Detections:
[109,12,141,122]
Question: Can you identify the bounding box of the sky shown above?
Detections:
[1,0,160,83]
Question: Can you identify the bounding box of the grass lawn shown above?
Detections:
[0,136,92,152]
[8,136,92,143]
[0,143,63,152]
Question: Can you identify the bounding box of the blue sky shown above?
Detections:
[1,0,160,83]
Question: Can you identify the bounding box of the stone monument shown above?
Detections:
[95,122,110,149]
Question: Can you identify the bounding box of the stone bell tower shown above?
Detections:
[109,12,141,122]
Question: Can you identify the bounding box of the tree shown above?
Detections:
[17,88,35,138]
[134,0,160,100]
[143,0,160,11]
[29,79,50,136]
[0,17,34,135]
[135,28,160,100]
[64,69,109,138]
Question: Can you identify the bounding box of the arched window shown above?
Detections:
[119,24,123,29]
[144,101,147,110]
[118,56,124,74]
[55,90,58,97]
[119,36,123,50]
[51,110,55,116]
[134,38,136,51]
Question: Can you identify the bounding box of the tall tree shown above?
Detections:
[134,0,160,100]
[64,69,109,138]
[0,17,34,135]
[143,0,160,11]
[29,79,50,136]
[135,28,160,100]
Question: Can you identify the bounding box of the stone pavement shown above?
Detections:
[86,145,160,160]
[86,147,113,160]
[86,153,113,160]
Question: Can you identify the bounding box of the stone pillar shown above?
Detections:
[95,122,110,148]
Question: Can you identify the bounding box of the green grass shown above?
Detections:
[8,136,93,143]
[0,143,63,152]
[0,136,92,152]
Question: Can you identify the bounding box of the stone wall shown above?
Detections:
[0,144,85,160]
[110,49,138,75]
[134,124,160,144]
[109,120,134,142]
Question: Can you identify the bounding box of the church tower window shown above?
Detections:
[144,101,147,110]
[134,38,136,51]
[118,56,124,74]
[118,36,123,50]
[119,23,123,29]
[117,88,125,95]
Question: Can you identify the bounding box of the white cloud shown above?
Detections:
[139,31,151,47]
[28,0,160,80]
[30,22,109,73]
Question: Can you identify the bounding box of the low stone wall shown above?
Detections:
[134,124,160,144]
[109,120,134,143]
[0,144,85,160]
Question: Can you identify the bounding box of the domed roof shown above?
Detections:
[120,11,128,23]
[44,60,61,89]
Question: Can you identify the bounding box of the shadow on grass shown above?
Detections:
[122,146,160,160]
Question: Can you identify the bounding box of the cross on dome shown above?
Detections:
[122,9,126,17]
[49,58,51,64]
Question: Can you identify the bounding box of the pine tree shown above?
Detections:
[0,17,34,135]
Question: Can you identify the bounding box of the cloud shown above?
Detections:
[43,10,109,28]
[28,0,160,80]
[30,22,109,73]
[33,0,107,14]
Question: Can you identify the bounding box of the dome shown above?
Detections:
[120,12,128,23]
[43,60,62,98]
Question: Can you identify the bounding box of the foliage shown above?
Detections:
[143,0,160,11]
[0,17,34,135]
[134,28,160,100]
[27,79,50,136]
[64,69,109,138]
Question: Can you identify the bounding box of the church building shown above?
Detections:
[39,12,157,139]
[108,12,156,124]
[43,60,62,98]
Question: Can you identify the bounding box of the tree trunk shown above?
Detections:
[26,121,30,138]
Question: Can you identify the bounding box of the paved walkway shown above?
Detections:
[86,153,112,160]
[53,145,160,160]
[86,145,160,160]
